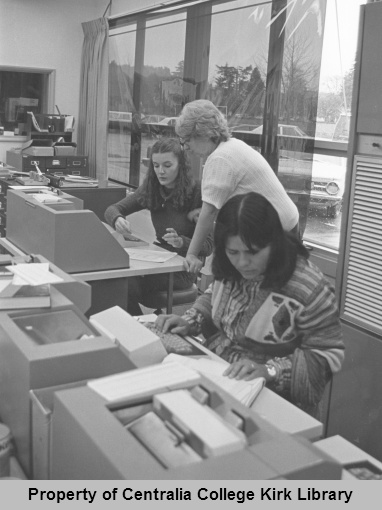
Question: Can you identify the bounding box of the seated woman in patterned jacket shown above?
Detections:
[155,192,344,417]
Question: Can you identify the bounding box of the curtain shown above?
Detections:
[77,18,109,182]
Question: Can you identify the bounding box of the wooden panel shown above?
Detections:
[357,3,382,134]
[327,322,382,462]
[357,134,382,156]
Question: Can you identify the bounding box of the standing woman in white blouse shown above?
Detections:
[175,99,299,273]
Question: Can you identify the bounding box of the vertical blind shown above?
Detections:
[341,155,382,334]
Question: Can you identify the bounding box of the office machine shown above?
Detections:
[30,380,89,480]
[0,299,135,477]
[90,306,168,367]
[315,435,382,480]
[5,188,130,273]
[50,370,342,480]
[0,244,91,314]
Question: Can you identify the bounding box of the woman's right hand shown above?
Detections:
[115,217,131,235]
[184,253,203,274]
[155,314,191,335]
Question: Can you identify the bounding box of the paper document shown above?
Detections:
[125,249,178,263]
[163,354,265,407]
[87,361,201,403]
[6,263,63,286]
[134,314,158,323]
[30,193,64,204]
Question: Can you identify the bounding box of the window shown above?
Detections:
[304,0,364,250]
[108,23,137,183]
[107,0,364,253]
[0,67,53,134]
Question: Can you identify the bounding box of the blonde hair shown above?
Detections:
[175,99,230,143]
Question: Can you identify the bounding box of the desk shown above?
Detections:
[73,244,185,315]
[1,238,185,316]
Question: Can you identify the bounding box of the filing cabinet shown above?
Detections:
[6,150,89,176]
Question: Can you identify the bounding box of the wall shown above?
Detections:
[0,0,106,160]
[0,0,165,162]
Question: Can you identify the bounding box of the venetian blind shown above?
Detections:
[341,155,382,335]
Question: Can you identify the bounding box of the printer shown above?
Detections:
[50,364,342,480]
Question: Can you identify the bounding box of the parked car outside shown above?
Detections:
[141,114,167,136]
[251,124,310,138]
[157,117,178,127]
[142,114,166,124]
[230,124,258,132]
[108,111,132,131]
[141,116,178,137]
[232,124,342,217]
[278,155,346,218]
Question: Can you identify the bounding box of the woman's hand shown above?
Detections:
[223,359,268,381]
[187,208,201,224]
[115,217,131,235]
[184,253,203,274]
[162,228,183,248]
[155,314,191,335]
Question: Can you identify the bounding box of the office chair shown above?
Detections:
[140,283,199,314]
[141,254,213,313]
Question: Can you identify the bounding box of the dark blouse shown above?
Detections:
[104,181,213,258]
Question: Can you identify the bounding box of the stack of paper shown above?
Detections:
[62,176,98,188]
[125,249,178,263]
[0,262,64,310]
[87,361,201,403]
[163,354,265,407]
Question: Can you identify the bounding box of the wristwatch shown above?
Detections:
[265,363,277,381]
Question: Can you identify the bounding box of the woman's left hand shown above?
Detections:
[162,228,183,248]
[223,359,268,381]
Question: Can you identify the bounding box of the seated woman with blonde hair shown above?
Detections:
[156,192,344,417]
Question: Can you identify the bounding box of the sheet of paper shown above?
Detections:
[6,263,64,286]
[134,314,158,323]
[125,249,178,263]
[30,193,64,204]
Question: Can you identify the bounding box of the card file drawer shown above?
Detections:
[6,150,88,175]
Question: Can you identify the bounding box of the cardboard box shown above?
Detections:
[30,380,88,479]
[53,143,77,156]
[22,139,54,157]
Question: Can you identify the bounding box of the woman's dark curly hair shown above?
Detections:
[212,192,309,288]
[138,138,194,210]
